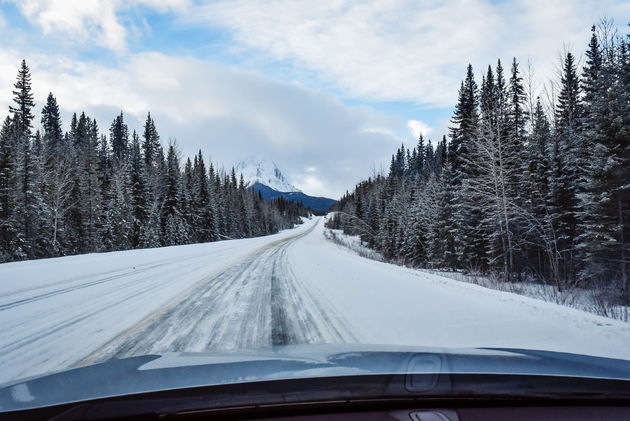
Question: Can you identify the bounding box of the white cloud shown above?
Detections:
[9,0,190,53]
[14,0,127,52]
[294,175,327,198]
[406,120,432,139]
[185,0,630,106]
[362,126,395,137]
[0,49,401,197]
[9,1,630,105]
[3,0,629,197]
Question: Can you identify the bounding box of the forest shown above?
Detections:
[0,62,308,263]
[329,24,630,302]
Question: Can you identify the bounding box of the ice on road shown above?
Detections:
[1,216,629,384]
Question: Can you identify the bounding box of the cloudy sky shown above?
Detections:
[0,1,628,197]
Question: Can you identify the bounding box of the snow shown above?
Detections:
[1,216,629,385]
[289,218,630,359]
[235,157,300,192]
[0,221,315,384]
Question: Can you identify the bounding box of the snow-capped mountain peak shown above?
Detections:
[234,158,301,193]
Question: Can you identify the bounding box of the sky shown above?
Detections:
[0,1,628,198]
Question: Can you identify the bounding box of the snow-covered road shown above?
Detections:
[1,216,629,384]
[85,221,356,364]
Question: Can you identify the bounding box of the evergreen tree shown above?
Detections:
[129,130,148,248]
[74,117,101,252]
[8,60,39,258]
[161,143,189,245]
[577,28,630,296]
[449,64,479,173]
[110,112,129,162]
[41,93,63,154]
[194,150,218,242]
[9,60,35,138]
[142,112,160,171]
[453,64,486,271]
[509,58,527,143]
[552,51,582,285]
[0,117,15,259]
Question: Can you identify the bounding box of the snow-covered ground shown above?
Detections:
[324,225,630,322]
[1,216,629,384]
[295,220,630,357]
[0,221,318,383]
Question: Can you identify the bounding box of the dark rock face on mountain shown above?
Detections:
[251,182,336,215]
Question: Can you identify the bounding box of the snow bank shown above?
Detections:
[291,218,630,360]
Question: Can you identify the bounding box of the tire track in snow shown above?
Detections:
[87,222,357,363]
[0,257,189,311]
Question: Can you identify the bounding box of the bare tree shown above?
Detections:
[44,158,76,253]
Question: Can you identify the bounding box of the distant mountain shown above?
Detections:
[235,158,300,193]
[251,182,336,215]
[235,158,336,214]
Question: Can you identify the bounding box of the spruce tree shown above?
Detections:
[41,93,63,154]
[9,60,35,138]
[9,60,39,258]
[110,112,129,163]
[553,51,582,285]
[129,130,148,248]
[0,117,15,258]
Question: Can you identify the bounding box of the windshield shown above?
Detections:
[0,0,629,410]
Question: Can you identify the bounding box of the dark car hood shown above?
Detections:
[2,344,630,413]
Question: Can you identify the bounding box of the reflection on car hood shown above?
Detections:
[1,344,630,412]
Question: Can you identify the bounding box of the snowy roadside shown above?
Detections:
[322,214,629,323]
[293,217,630,360]
[0,218,317,384]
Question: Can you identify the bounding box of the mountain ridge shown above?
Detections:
[250,182,336,215]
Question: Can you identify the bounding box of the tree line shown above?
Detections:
[0,61,308,262]
[329,24,630,301]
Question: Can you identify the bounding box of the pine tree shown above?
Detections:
[9,60,35,138]
[161,143,188,245]
[556,52,581,131]
[102,165,132,251]
[552,51,582,286]
[41,93,63,154]
[142,112,160,171]
[182,157,195,235]
[452,64,485,271]
[415,134,425,177]
[8,60,40,259]
[194,151,218,242]
[509,58,527,144]
[129,130,148,248]
[78,117,102,252]
[110,112,129,163]
[449,64,479,173]
[577,29,630,296]
[0,117,16,259]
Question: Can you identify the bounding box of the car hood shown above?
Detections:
[2,344,630,412]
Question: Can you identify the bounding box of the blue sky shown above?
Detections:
[0,0,628,197]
